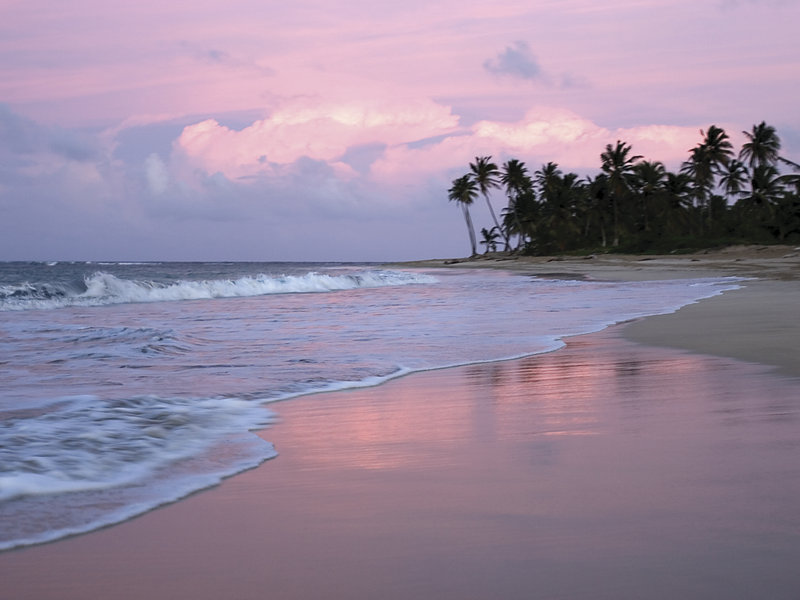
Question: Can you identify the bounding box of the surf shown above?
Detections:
[0,269,438,311]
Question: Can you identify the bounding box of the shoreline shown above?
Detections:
[394,244,800,376]
[624,279,800,378]
[391,243,800,281]
[2,248,800,598]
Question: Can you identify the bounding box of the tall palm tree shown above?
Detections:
[501,159,532,250]
[681,145,714,207]
[501,158,532,198]
[535,166,583,252]
[469,156,509,249]
[534,162,562,196]
[584,174,610,247]
[632,160,666,232]
[740,121,781,169]
[701,125,734,171]
[682,126,733,226]
[503,187,540,251]
[448,175,479,256]
[600,140,642,246]
[663,171,695,236]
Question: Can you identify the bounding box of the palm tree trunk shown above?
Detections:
[510,198,525,253]
[462,205,477,256]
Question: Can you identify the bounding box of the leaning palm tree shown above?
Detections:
[448,175,479,256]
[600,140,642,246]
[740,121,781,169]
[469,156,509,250]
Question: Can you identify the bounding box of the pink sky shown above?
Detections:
[1,0,798,260]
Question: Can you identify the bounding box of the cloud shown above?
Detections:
[483,41,543,81]
[482,42,588,90]
[172,98,460,181]
[0,103,107,191]
[371,107,712,183]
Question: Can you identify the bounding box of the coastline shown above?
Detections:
[2,248,800,599]
[392,243,800,281]
[395,244,800,375]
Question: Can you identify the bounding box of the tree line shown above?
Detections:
[448,122,800,255]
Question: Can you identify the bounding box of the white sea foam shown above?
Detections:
[0,394,276,551]
[0,269,438,311]
[0,395,273,502]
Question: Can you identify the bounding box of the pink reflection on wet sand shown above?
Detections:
[2,327,799,599]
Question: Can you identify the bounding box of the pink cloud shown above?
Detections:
[173,99,460,180]
[373,107,715,182]
[170,96,752,197]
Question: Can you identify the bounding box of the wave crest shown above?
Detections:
[0,269,437,311]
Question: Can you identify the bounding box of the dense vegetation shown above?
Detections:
[448,122,800,256]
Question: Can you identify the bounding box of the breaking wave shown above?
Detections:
[0,269,437,311]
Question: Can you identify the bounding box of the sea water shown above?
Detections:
[0,261,741,551]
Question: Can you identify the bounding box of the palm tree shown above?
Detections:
[632,160,666,233]
[448,175,479,256]
[663,171,695,236]
[479,227,500,254]
[501,159,532,249]
[719,159,749,202]
[740,121,781,169]
[702,125,734,171]
[469,156,509,250]
[535,166,583,252]
[749,164,788,206]
[682,126,733,226]
[504,187,540,251]
[534,162,562,196]
[681,145,714,207]
[600,140,642,246]
[584,174,610,247]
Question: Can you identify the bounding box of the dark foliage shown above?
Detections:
[449,123,800,255]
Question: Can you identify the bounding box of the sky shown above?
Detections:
[1,0,799,261]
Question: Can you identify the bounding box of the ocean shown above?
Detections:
[0,261,741,551]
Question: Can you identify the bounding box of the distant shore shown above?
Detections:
[391,243,800,282]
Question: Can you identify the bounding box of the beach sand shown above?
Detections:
[2,248,800,599]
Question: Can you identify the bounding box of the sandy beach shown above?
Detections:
[2,247,800,599]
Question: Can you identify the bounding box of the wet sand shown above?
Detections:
[2,252,800,599]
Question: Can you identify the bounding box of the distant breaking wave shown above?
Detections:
[0,270,438,311]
